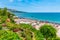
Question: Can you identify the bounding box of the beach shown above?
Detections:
[14,13,60,24]
[14,16,60,29]
[13,16,60,37]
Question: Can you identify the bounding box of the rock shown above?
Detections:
[13,28,20,32]
[6,18,10,22]
[2,23,6,27]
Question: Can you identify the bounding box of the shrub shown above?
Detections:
[40,24,57,40]
[0,30,22,40]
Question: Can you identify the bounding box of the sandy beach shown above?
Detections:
[13,16,60,37]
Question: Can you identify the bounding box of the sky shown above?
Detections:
[0,0,60,12]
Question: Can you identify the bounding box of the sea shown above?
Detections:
[13,12,60,24]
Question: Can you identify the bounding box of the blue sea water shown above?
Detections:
[14,12,60,23]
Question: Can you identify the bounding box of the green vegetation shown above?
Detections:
[0,30,22,40]
[19,23,44,40]
[0,7,60,40]
[40,24,57,40]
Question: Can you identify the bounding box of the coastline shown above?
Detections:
[14,16,60,30]
[13,13,60,24]
[19,17,60,25]
[14,16,60,37]
[1,7,60,39]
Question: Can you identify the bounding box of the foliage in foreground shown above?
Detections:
[0,30,22,40]
[0,8,60,40]
[19,23,44,40]
[40,24,57,40]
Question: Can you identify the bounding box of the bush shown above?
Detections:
[34,30,44,40]
[0,30,22,40]
[19,23,45,40]
[40,24,57,40]
[53,37,60,40]
[0,24,2,30]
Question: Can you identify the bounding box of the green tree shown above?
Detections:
[2,7,7,16]
[0,8,2,16]
[40,24,57,40]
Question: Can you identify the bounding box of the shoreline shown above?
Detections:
[14,16,60,37]
[19,17,60,25]
[13,13,60,24]
[14,16,60,30]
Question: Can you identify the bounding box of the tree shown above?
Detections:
[2,7,7,16]
[40,24,57,40]
[0,8,2,16]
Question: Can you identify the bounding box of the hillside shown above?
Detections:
[0,8,60,40]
